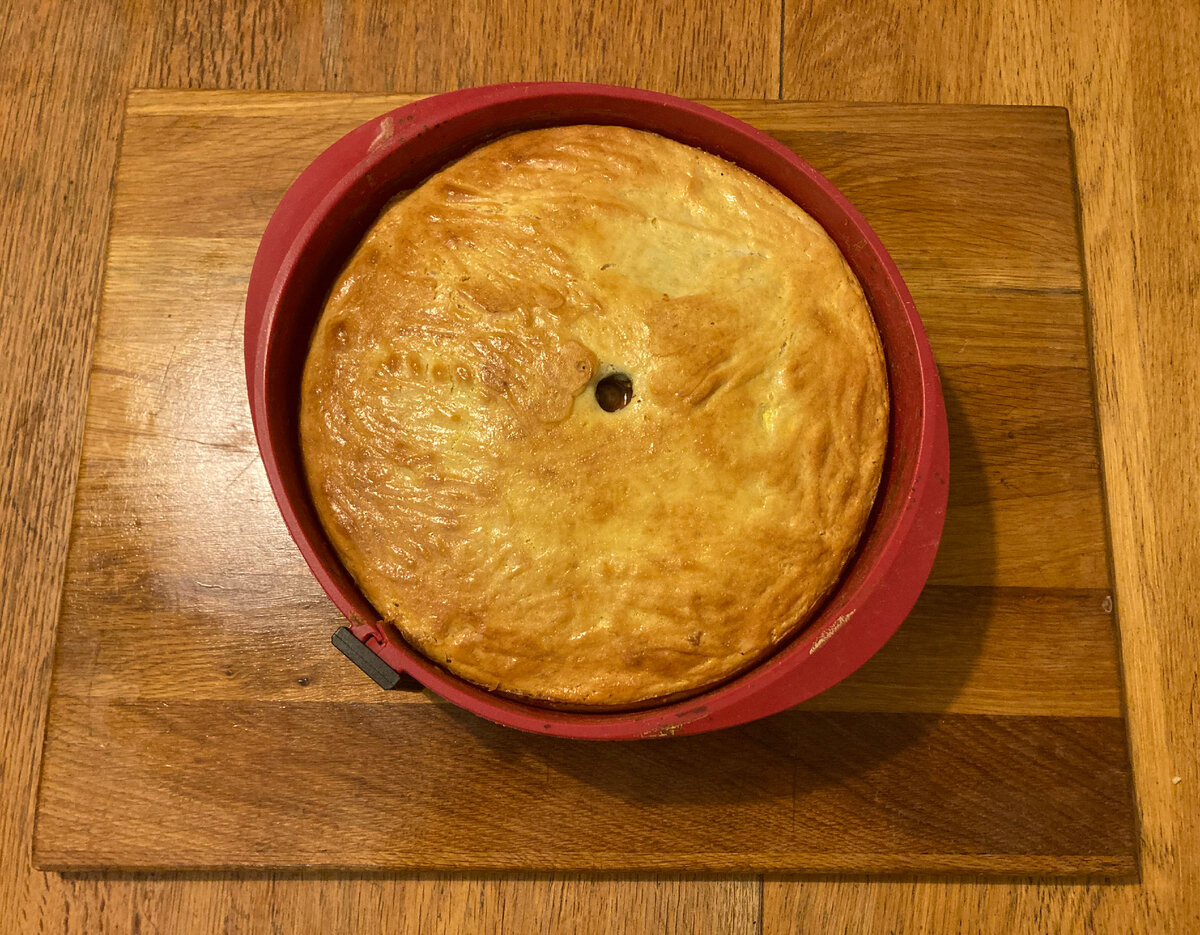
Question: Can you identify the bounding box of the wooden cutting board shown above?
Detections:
[33,91,1136,875]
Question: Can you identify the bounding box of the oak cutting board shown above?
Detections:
[33,91,1136,875]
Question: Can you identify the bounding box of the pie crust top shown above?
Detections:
[300,125,888,707]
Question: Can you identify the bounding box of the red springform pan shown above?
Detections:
[244,82,949,740]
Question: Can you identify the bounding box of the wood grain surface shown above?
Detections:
[31,94,1132,877]
[1,2,1196,932]
[766,3,1200,932]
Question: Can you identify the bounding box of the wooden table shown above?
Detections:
[3,2,1196,931]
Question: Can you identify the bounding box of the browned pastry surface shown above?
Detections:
[300,125,888,706]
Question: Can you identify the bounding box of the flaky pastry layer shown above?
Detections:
[300,125,888,706]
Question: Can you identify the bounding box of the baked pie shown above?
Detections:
[300,125,888,708]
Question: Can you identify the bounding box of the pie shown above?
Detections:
[299,124,888,708]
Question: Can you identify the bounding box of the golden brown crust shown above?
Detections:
[300,125,888,707]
